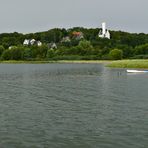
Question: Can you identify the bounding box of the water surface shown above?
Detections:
[0,63,147,148]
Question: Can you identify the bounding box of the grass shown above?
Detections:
[0,60,111,64]
[107,59,148,68]
[55,60,111,64]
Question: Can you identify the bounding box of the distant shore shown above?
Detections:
[0,60,111,64]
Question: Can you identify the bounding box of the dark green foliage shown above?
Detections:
[49,55,101,61]
[46,49,55,59]
[40,28,65,43]
[23,48,32,60]
[1,50,12,60]
[10,47,24,60]
[114,44,133,58]
[131,55,148,59]
[2,47,24,60]
[77,40,93,55]
[109,49,123,60]
[0,45,5,56]
[0,32,24,49]
[0,28,147,60]
[36,45,48,59]
[134,43,148,55]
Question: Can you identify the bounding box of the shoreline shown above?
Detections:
[0,59,148,68]
[0,60,111,64]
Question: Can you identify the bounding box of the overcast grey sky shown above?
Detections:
[0,0,147,33]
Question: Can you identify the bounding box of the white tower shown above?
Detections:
[102,22,106,35]
[99,22,110,39]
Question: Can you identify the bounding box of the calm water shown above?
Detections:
[0,63,147,148]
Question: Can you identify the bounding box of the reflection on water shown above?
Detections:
[0,63,148,148]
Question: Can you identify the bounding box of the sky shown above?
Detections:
[0,0,147,33]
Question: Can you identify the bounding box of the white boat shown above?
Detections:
[127,69,148,73]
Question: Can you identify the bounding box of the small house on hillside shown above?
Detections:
[72,31,84,40]
[30,39,36,45]
[23,39,30,46]
[37,41,42,46]
[47,42,57,49]
[23,39,42,46]
[61,36,71,43]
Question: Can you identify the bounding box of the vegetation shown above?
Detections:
[107,60,148,68]
[0,28,147,61]
[109,49,123,60]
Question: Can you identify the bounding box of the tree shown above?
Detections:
[1,47,24,60]
[23,48,32,60]
[1,50,11,60]
[109,49,123,60]
[46,49,55,59]
[0,45,5,56]
[78,40,94,55]
[10,47,24,60]
[40,28,64,43]
[134,43,148,55]
[37,45,48,59]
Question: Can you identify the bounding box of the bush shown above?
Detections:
[23,48,32,60]
[1,47,24,60]
[109,49,123,60]
[48,55,100,60]
[46,49,55,59]
[1,50,11,60]
[51,55,82,60]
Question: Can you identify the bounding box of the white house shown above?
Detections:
[37,41,42,46]
[23,39,42,46]
[47,42,57,49]
[30,39,36,45]
[98,22,110,39]
[61,36,71,43]
[23,39,30,46]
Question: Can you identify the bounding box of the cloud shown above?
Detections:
[0,0,147,33]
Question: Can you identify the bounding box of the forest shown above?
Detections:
[0,27,148,60]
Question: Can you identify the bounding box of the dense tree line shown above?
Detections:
[0,27,148,60]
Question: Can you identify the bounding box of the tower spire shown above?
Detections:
[98,22,110,39]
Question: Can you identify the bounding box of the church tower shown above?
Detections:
[98,22,110,39]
